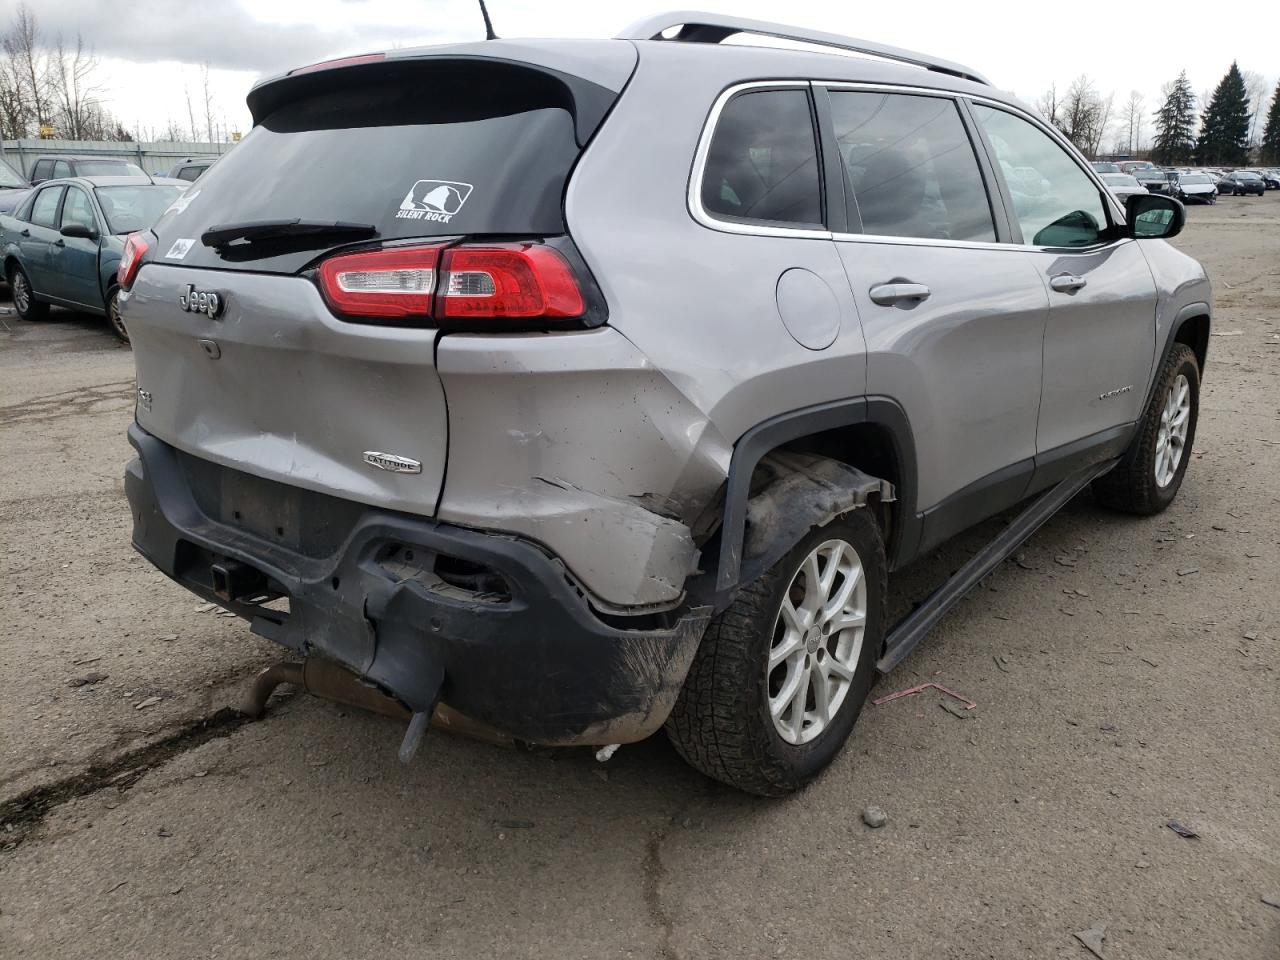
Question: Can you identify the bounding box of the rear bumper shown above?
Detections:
[124,423,709,746]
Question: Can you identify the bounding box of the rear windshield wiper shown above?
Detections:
[200,219,378,249]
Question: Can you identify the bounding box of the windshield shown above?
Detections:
[0,158,26,188]
[1237,172,1260,180]
[1180,174,1210,184]
[94,184,184,234]
[77,159,146,177]
[1102,174,1139,186]
[1136,170,1165,179]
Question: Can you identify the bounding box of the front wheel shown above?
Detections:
[9,263,49,321]
[1093,343,1199,515]
[666,510,886,796]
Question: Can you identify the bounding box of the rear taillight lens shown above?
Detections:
[317,244,442,319]
[438,244,585,320]
[315,241,593,328]
[118,232,150,290]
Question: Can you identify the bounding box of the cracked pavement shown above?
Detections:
[2,196,1278,959]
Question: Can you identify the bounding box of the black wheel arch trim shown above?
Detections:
[1146,301,1210,413]
[714,395,919,595]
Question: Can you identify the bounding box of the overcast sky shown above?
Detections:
[22,0,1279,142]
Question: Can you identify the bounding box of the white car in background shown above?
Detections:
[1170,171,1218,204]
[1099,172,1149,204]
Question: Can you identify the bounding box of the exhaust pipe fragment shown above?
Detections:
[240,658,513,748]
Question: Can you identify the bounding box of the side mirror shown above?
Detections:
[61,222,98,241]
[1125,193,1184,240]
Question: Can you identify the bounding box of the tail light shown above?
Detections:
[118,232,150,290]
[315,240,596,329]
[317,244,441,319]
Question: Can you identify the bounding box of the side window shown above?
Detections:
[31,159,53,182]
[178,166,201,182]
[53,159,72,178]
[971,105,1109,248]
[61,187,97,231]
[828,91,995,242]
[30,186,64,228]
[701,88,823,227]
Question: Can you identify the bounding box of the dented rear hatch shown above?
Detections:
[124,43,635,517]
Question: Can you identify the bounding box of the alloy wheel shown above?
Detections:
[766,538,867,745]
[1154,373,1191,488]
[108,293,128,342]
[12,271,30,314]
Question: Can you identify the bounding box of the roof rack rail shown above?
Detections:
[616,11,990,87]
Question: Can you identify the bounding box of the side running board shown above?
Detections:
[877,460,1117,673]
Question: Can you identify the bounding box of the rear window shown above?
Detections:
[96,185,184,234]
[154,61,592,273]
[76,159,146,177]
[0,159,25,188]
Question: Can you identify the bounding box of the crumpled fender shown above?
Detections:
[738,452,894,586]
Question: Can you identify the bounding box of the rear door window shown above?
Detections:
[971,105,1110,248]
[32,159,53,182]
[154,60,596,274]
[53,160,72,178]
[827,91,995,242]
[700,88,823,227]
[30,186,64,228]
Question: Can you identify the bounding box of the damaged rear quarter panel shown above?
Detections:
[435,328,731,609]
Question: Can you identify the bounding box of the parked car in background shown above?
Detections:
[1132,168,1170,194]
[28,155,147,185]
[1218,171,1266,196]
[1091,161,1121,174]
[1169,171,1217,204]
[1099,172,1149,203]
[1247,169,1280,189]
[118,13,1210,795]
[1118,160,1155,174]
[0,156,31,214]
[163,157,216,182]
[1,176,184,342]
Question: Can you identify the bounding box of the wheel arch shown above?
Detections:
[1171,305,1210,373]
[713,396,919,598]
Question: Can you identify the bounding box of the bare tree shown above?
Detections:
[200,62,215,142]
[1057,75,1111,156]
[1036,83,1059,127]
[50,34,103,140]
[1123,90,1145,154]
[2,3,53,134]
[1242,69,1269,147]
[0,52,26,138]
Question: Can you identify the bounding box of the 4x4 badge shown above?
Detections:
[362,451,422,474]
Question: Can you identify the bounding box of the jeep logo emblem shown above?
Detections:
[178,283,224,318]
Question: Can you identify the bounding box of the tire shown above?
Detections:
[1092,343,1199,515]
[106,286,129,344]
[8,263,48,321]
[666,509,886,796]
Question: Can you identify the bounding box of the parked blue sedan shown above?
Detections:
[1,176,184,342]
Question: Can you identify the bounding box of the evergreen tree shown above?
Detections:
[1196,62,1252,165]
[1262,81,1280,165]
[1152,71,1197,165]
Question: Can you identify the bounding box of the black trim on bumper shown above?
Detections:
[125,424,710,745]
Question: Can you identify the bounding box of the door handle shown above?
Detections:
[19,228,29,237]
[869,281,931,306]
[54,238,65,247]
[1050,273,1087,293]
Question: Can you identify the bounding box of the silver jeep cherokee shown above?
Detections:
[121,13,1210,795]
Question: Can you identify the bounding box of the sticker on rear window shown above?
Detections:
[395,179,473,224]
[164,238,195,260]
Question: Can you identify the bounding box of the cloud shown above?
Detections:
[21,0,447,75]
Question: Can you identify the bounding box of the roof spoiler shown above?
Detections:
[616,10,990,86]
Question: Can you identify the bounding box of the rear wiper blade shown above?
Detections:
[201,219,378,249]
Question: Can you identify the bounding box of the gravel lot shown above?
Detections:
[1,195,1277,959]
